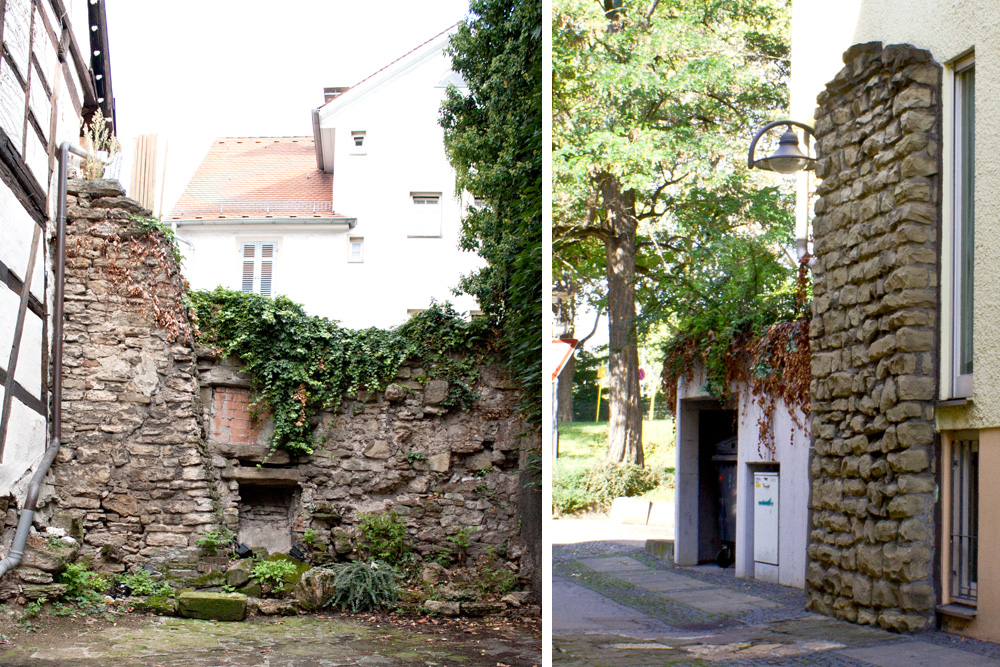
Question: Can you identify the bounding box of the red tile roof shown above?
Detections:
[169,137,336,220]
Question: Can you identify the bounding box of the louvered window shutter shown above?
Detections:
[240,242,276,296]
[259,243,274,297]
[241,243,256,293]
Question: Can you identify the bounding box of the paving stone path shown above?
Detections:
[553,541,1000,666]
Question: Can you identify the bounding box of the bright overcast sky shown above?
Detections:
[104,0,471,215]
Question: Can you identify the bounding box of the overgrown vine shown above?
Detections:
[661,260,812,460]
[188,289,497,456]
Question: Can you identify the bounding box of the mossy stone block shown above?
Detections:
[132,594,178,616]
[237,581,262,598]
[188,571,227,588]
[177,591,247,621]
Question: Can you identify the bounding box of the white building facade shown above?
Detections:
[173,28,481,330]
[0,0,114,497]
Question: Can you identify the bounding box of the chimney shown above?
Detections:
[130,134,158,211]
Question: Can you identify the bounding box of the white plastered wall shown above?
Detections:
[735,392,810,588]
[0,178,46,499]
[674,369,810,587]
[316,36,482,328]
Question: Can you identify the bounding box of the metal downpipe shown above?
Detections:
[0,142,86,579]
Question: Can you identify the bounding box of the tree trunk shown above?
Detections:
[557,355,575,422]
[555,296,576,423]
[600,174,643,466]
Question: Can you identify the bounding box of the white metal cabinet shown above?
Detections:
[754,472,779,565]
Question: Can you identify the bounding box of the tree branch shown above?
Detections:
[553,224,611,243]
[644,0,660,21]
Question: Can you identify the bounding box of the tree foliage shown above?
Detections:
[189,289,493,455]
[553,0,798,461]
[440,0,543,427]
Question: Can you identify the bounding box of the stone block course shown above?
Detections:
[808,43,939,633]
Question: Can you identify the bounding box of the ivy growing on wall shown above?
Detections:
[188,288,495,455]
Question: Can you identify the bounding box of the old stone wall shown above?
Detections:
[200,353,527,567]
[3,181,536,596]
[807,43,941,632]
[24,179,212,584]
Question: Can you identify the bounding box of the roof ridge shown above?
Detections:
[348,22,458,92]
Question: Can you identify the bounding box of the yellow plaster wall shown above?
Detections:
[792,0,1000,430]
[942,428,1000,640]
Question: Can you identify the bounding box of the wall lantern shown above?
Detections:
[748,120,816,174]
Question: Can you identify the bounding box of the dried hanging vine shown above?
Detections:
[661,259,812,460]
[93,216,192,343]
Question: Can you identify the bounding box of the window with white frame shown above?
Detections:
[410,192,442,237]
[949,433,978,606]
[240,242,275,297]
[350,131,366,155]
[952,58,975,397]
[349,237,364,262]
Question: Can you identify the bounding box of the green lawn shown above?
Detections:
[554,420,676,512]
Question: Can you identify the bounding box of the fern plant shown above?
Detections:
[325,561,398,612]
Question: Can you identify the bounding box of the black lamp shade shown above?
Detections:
[755,129,815,174]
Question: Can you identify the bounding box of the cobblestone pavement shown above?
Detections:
[553,540,1000,666]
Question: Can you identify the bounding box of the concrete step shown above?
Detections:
[645,539,674,562]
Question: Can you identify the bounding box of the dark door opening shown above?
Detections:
[698,409,737,563]
[237,484,300,554]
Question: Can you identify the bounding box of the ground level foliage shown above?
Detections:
[188,289,495,455]
[553,421,675,516]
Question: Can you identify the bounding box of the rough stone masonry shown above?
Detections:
[0,178,538,597]
[807,42,941,632]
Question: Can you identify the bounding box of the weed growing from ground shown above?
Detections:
[115,569,173,597]
[195,527,235,556]
[356,511,410,564]
[59,563,107,602]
